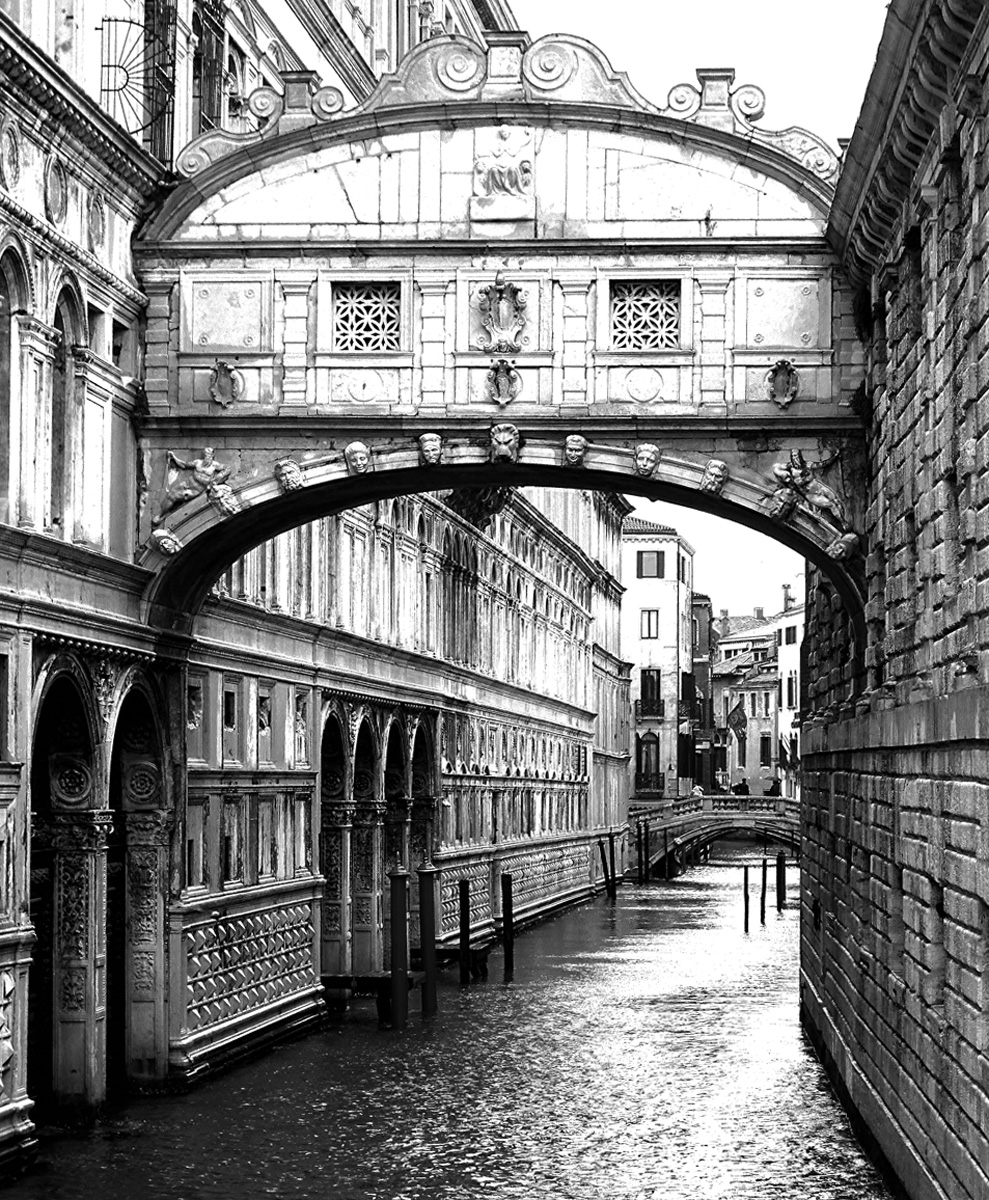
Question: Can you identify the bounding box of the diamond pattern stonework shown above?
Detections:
[610,281,681,350]
[333,282,401,352]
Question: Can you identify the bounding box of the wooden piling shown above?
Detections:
[458,878,471,985]
[501,872,515,977]
[643,819,650,881]
[598,838,613,899]
[417,862,438,1016]
[608,831,617,893]
[389,867,409,1030]
[743,865,750,933]
[760,857,767,925]
[636,823,644,884]
[776,851,786,910]
[664,830,670,881]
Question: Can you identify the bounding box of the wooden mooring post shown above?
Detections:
[643,819,650,882]
[417,862,438,1016]
[776,851,787,910]
[389,867,409,1030]
[458,878,471,985]
[598,838,614,899]
[501,872,515,978]
[743,865,750,933]
[664,830,670,881]
[608,831,617,892]
[760,857,768,925]
[636,823,644,884]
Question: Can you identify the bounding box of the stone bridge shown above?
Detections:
[131,30,866,637]
[629,795,801,877]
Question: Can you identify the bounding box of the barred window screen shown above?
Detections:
[610,280,681,349]
[333,282,402,351]
[194,0,225,134]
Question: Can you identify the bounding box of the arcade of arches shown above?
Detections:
[0,9,987,1200]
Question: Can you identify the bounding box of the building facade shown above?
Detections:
[621,518,695,800]
[0,0,631,1164]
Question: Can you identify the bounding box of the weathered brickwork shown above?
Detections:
[806,4,989,1199]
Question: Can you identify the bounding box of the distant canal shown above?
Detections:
[4,842,898,1200]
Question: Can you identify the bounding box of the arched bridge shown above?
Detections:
[132,30,867,637]
[630,794,801,878]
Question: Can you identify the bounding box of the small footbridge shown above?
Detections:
[628,794,800,880]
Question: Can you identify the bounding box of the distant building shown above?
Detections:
[621,518,695,799]
[690,593,722,791]
[770,593,804,802]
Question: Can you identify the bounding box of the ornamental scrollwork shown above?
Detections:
[486,359,522,406]
[475,271,528,354]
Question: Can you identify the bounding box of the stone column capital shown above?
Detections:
[49,810,114,851]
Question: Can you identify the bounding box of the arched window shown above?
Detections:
[50,288,84,534]
[0,249,26,525]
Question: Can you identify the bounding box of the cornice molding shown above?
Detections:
[827,0,985,282]
[0,11,163,196]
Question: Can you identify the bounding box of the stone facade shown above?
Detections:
[803,3,989,1199]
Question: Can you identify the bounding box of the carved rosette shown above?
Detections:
[49,756,95,809]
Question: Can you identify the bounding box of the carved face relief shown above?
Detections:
[274,458,305,492]
[418,433,443,466]
[150,528,183,555]
[490,423,520,464]
[344,441,371,475]
[768,486,799,522]
[564,435,588,467]
[633,443,660,477]
[700,458,729,494]
[826,531,860,561]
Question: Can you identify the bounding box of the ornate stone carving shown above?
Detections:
[274,458,305,492]
[0,971,14,1100]
[123,762,161,808]
[132,951,156,995]
[826,532,860,561]
[126,811,173,847]
[418,432,443,465]
[150,528,183,555]
[60,967,86,1012]
[155,448,237,525]
[473,126,532,197]
[44,155,68,225]
[633,443,661,477]
[89,657,118,723]
[50,811,113,852]
[87,192,106,252]
[700,459,729,494]
[444,488,513,532]
[563,435,588,467]
[208,360,246,408]
[0,119,21,191]
[523,43,579,91]
[475,271,528,353]
[486,359,522,406]
[128,849,159,941]
[50,756,94,808]
[766,360,799,407]
[771,449,848,527]
[490,423,520,463]
[55,855,89,962]
[768,485,799,522]
[344,441,371,475]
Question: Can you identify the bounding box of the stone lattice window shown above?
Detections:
[333,282,401,351]
[610,280,680,349]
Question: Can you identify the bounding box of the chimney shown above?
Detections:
[718,608,729,636]
[782,583,792,612]
[754,606,764,621]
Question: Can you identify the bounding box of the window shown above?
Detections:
[776,629,783,646]
[641,668,661,702]
[636,550,665,578]
[332,282,401,351]
[785,625,797,645]
[678,554,688,583]
[760,735,772,767]
[258,797,275,878]
[692,618,699,648]
[192,1,225,135]
[185,800,206,888]
[223,689,238,730]
[640,609,659,639]
[221,797,243,885]
[610,280,680,349]
[737,735,747,767]
[787,673,797,709]
[750,693,757,716]
[763,692,770,716]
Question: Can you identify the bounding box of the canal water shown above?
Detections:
[4,842,899,1200]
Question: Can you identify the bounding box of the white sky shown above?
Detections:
[511,1,888,616]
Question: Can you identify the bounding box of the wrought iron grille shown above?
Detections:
[333,283,402,352]
[610,280,681,350]
[194,0,226,134]
[100,5,176,163]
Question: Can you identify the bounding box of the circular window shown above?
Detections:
[44,156,68,225]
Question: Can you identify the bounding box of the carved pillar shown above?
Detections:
[13,316,58,531]
[68,345,97,547]
[279,276,313,412]
[416,277,449,413]
[695,274,732,411]
[49,810,113,1109]
[123,811,171,1082]
[557,276,593,405]
[349,803,384,974]
[319,803,353,975]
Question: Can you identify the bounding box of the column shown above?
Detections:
[13,315,57,531]
[416,278,449,413]
[50,810,113,1110]
[695,274,732,411]
[279,276,313,412]
[319,803,353,975]
[123,810,172,1083]
[557,276,593,406]
[350,803,385,974]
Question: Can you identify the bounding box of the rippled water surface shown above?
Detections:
[4,844,899,1200]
